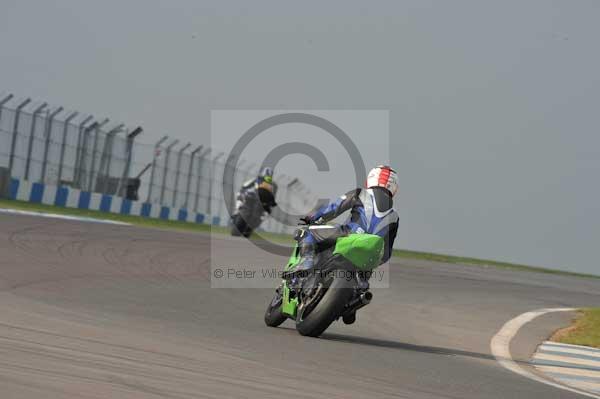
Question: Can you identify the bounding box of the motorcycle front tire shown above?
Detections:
[264,292,287,327]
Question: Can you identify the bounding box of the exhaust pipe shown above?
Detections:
[361,291,373,304]
[344,291,373,314]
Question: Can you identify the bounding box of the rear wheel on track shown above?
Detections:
[295,272,354,337]
[231,214,248,237]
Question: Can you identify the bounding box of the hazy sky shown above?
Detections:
[1,0,599,274]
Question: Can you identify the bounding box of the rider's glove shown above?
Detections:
[299,215,313,225]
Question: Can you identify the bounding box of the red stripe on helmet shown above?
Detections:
[378,168,390,187]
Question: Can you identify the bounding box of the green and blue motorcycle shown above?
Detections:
[264,223,384,337]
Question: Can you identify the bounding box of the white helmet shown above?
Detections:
[366,165,398,196]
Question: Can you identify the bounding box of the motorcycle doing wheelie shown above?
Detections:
[231,182,276,238]
[264,222,384,337]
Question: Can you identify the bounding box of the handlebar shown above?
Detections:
[298,217,325,226]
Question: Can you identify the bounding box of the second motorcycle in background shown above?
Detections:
[230,167,277,238]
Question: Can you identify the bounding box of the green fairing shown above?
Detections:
[333,234,385,270]
[281,243,300,317]
[281,283,298,317]
[285,242,301,272]
[280,234,382,318]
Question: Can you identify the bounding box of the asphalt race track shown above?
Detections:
[1,214,599,399]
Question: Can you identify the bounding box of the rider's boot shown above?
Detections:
[343,312,356,325]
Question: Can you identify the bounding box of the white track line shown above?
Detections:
[491,308,600,399]
[0,208,131,226]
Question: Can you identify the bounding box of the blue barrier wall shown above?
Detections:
[7,178,214,225]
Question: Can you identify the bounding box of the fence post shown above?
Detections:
[101,127,120,194]
[146,135,169,203]
[72,115,94,187]
[23,102,47,180]
[56,111,79,185]
[8,98,32,177]
[73,120,91,187]
[0,94,14,123]
[0,95,14,167]
[117,126,142,198]
[159,139,179,205]
[223,155,239,217]
[172,142,191,208]
[86,118,110,192]
[194,148,210,213]
[184,145,203,209]
[207,152,224,219]
[98,124,124,194]
[40,106,64,183]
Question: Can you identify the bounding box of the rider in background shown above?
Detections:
[237,167,278,214]
[297,165,399,271]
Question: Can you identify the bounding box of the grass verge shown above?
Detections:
[552,308,600,349]
[0,198,222,234]
[0,198,598,279]
[391,249,599,279]
[0,199,290,242]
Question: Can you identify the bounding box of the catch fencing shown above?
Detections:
[0,94,136,197]
[0,93,314,233]
[139,137,314,233]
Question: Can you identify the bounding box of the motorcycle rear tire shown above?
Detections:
[295,272,354,337]
[231,214,248,237]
